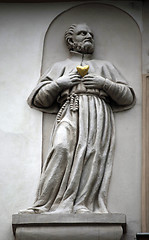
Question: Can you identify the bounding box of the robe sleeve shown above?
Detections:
[27,62,65,113]
[102,62,136,112]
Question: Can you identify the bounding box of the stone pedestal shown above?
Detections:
[12,213,126,240]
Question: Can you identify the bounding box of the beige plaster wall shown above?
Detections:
[0,1,143,240]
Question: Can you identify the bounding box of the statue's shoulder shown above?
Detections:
[44,59,70,76]
[41,59,70,80]
[91,59,114,68]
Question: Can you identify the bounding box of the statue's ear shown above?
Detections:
[67,37,74,48]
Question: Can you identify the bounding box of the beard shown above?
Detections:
[73,41,94,54]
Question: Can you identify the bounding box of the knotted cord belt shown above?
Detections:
[56,92,101,123]
[57,93,79,123]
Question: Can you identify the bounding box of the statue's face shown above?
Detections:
[71,24,94,54]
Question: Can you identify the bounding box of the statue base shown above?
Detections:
[12,213,126,240]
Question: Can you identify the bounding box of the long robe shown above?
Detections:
[28,52,135,213]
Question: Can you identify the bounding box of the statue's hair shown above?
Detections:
[64,24,77,50]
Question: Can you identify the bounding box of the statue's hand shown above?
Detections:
[56,71,81,90]
[83,74,105,89]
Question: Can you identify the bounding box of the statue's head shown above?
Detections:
[65,23,94,54]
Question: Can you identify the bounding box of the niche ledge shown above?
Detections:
[12,213,126,240]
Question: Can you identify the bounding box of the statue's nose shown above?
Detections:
[86,32,92,39]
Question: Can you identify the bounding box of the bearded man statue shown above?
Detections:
[25,23,135,214]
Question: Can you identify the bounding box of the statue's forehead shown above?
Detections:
[74,24,92,33]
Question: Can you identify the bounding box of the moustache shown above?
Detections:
[83,39,93,43]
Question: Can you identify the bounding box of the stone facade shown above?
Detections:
[0,1,148,240]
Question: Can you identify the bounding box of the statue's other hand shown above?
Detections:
[56,72,81,90]
[83,74,105,89]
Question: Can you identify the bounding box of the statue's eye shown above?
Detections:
[77,31,87,36]
[81,31,86,36]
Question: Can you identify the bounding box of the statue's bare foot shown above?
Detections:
[19,208,46,214]
[49,207,72,214]
[19,209,35,214]
[74,206,91,214]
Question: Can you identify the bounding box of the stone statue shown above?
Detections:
[24,23,135,214]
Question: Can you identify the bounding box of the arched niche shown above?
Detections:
[40,2,141,218]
